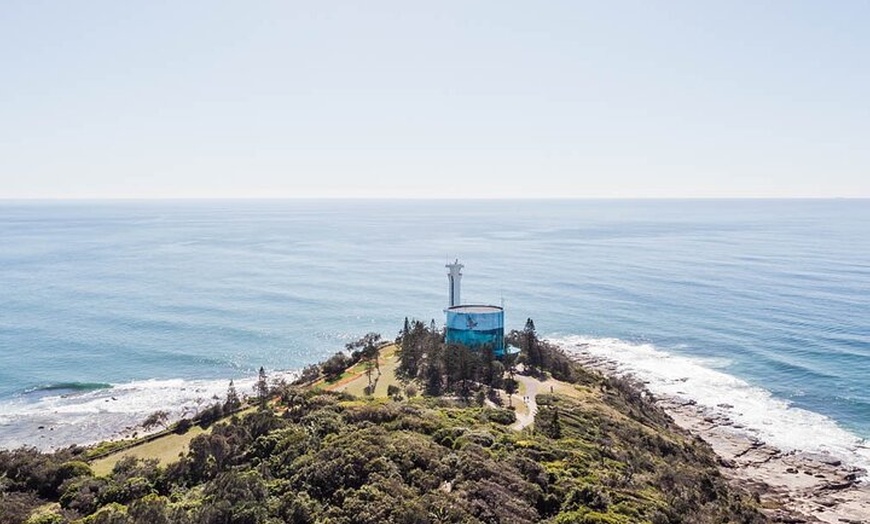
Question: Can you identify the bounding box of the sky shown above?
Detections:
[1,1,869,199]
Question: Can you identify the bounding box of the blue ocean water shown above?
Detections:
[0,199,868,463]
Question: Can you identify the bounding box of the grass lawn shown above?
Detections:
[90,425,208,476]
[324,344,408,398]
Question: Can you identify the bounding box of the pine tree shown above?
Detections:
[424,360,443,397]
[256,367,269,409]
[423,344,444,396]
[524,318,541,373]
[224,380,241,412]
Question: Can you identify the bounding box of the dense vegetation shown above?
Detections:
[0,321,767,523]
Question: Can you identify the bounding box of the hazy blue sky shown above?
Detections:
[2,1,868,198]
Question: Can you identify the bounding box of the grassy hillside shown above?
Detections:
[1,369,766,524]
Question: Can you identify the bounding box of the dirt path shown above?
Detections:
[512,374,540,430]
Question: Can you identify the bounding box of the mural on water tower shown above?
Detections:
[443,259,506,356]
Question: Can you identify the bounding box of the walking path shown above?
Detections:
[511,374,540,430]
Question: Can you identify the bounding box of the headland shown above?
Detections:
[568,349,870,523]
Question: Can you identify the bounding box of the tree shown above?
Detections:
[446,344,476,402]
[397,319,429,380]
[224,380,241,412]
[480,346,497,387]
[490,361,505,390]
[129,494,171,524]
[346,333,382,382]
[504,350,518,381]
[402,317,410,339]
[523,318,541,373]
[197,403,224,428]
[387,384,402,400]
[539,406,562,439]
[423,346,443,397]
[199,470,268,524]
[322,352,351,381]
[364,359,375,393]
[142,410,169,431]
[256,367,269,409]
[474,390,486,407]
[504,378,517,408]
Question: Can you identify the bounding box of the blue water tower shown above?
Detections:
[444,260,506,356]
[445,304,506,356]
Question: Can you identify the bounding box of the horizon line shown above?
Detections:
[1,196,867,202]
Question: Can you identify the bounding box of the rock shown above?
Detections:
[717,403,734,409]
[820,480,854,491]
[803,453,843,467]
[786,467,798,474]
[771,511,807,523]
[718,457,737,468]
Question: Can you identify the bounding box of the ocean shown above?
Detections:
[1,199,868,470]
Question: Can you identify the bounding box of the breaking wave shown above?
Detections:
[552,335,870,474]
[0,370,298,451]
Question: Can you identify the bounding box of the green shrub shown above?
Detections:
[484,408,516,425]
[25,512,64,524]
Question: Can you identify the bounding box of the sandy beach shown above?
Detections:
[568,351,870,523]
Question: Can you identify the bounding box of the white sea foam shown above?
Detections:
[0,370,298,451]
[552,335,870,474]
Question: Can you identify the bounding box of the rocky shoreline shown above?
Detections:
[568,351,870,523]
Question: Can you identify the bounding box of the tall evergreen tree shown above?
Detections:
[398,320,426,380]
[423,344,444,396]
[224,380,241,412]
[256,367,269,409]
[524,318,541,372]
